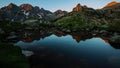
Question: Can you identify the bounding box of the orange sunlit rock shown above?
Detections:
[104,1,120,8]
[55,33,65,37]
[73,3,82,12]
[72,35,81,43]
[101,37,110,43]
[23,37,33,43]
[20,4,33,11]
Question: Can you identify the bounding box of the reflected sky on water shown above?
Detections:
[15,34,120,68]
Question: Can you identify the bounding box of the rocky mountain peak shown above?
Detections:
[20,4,33,11]
[6,3,18,9]
[104,1,120,8]
[76,4,81,9]
[83,5,88,8]
[55,10,63,13]
[73,3,82,12]
[0,3,19,11]
[54,9,67,16]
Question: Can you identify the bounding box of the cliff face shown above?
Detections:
[73,4,82,12]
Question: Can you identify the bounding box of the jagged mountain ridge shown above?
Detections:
[0,1,120,24]
[0,3,67,22]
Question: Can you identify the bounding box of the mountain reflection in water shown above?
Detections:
[15,34,120,68]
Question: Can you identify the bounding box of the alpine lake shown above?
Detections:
[14,30,120,68]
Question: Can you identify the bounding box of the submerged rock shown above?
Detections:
[66,30,71,33]
[5,35,18,42]
[22,50,34,57]
[6,35,18,39]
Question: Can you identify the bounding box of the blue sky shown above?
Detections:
[0,0,120,12]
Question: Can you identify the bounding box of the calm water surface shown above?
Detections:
[15,34,120,68]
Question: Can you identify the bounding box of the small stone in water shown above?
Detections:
[22,50,34,57]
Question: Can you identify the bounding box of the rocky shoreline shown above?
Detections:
[1,28,119,48]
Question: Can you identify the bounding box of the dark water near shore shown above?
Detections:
[15,34,120,68]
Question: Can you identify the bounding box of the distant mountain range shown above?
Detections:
[0,1,120,24]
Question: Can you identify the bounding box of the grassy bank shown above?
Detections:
[0,42,30,68]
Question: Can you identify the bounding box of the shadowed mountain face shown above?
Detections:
[0,3,22,21]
